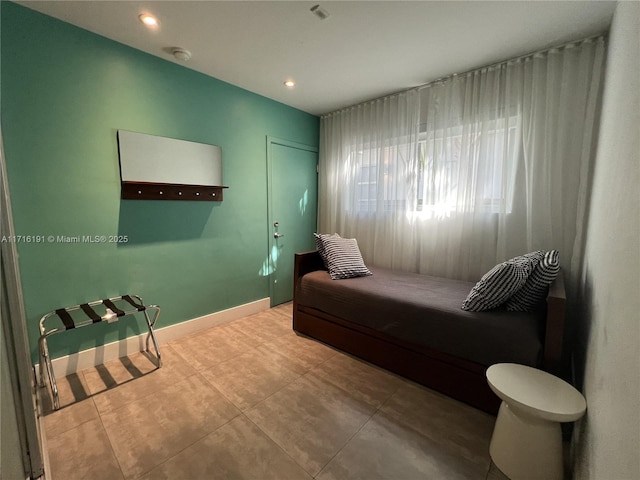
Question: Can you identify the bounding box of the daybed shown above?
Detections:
[293,250,566,414]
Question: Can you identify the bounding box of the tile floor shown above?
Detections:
[40,303,509,480]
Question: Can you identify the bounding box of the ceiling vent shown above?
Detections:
[172,47,192,62]
[310,5,330,20]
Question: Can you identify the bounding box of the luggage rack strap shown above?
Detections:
[80,303,102,324]
[102,299,125,317]
[43,296,156,333]
[122,294,146,312]
[55,308,75,330]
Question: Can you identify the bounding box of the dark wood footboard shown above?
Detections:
[292,250,566,415]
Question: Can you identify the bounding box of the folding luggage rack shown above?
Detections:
[38,294,161,410]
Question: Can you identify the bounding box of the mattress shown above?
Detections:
[297,267,545,367]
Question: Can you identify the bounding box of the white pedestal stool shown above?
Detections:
[486,363,586,480]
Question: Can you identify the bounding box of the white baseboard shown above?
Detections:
[40,298,270,380]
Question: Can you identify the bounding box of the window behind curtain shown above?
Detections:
[350,114,520,217]
[319,36,605,279]
[416,114,520,216]
[351,143,412,213]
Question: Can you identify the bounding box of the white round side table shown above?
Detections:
[486,363,586,480]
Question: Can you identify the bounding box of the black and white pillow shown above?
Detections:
[320,236,372,280]
[462,255,536,311]
[506,250,560,311]
[314,232,339,256]
[314,232,340,268]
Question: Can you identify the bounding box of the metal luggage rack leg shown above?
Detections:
[38,294,161,410]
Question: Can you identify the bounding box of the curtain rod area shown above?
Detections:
[419,32,607,89]
[322,32,607,118]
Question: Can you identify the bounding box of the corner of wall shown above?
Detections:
[571,2,640,479]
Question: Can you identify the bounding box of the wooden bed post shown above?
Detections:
[542,271,566,373]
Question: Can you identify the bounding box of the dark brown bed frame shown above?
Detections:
[292,250,566,414]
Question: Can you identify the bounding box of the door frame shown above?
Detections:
[266,136,318,307]
[1,128,45,478]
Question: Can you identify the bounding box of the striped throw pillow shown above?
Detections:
[314,232,340,268]
[321,236,372,280]
[506,250,560,311]
[462,255,535,311]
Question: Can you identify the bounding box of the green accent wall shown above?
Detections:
[0,2,319,363]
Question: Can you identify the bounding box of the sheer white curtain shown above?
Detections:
[318,36,605,282]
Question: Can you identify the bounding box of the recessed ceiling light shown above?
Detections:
[284,80,296,88]
[139,13,159,28]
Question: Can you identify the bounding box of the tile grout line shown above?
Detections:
[40,402,95,441]
[242,412,315,479]
[165,318,315,476]
[193,313,318,478]
[130,411,243,480]
[86,369,128,480]
[236,345,340,415]
[95,367,244,479]
[214,322,339,478]
[312,374,406,479]
[82,354,236,479]
[80,345,189,417]
[236,311,400,478]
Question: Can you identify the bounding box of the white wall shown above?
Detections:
[572,2,640,479]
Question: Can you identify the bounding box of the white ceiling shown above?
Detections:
[18,1,616,116]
